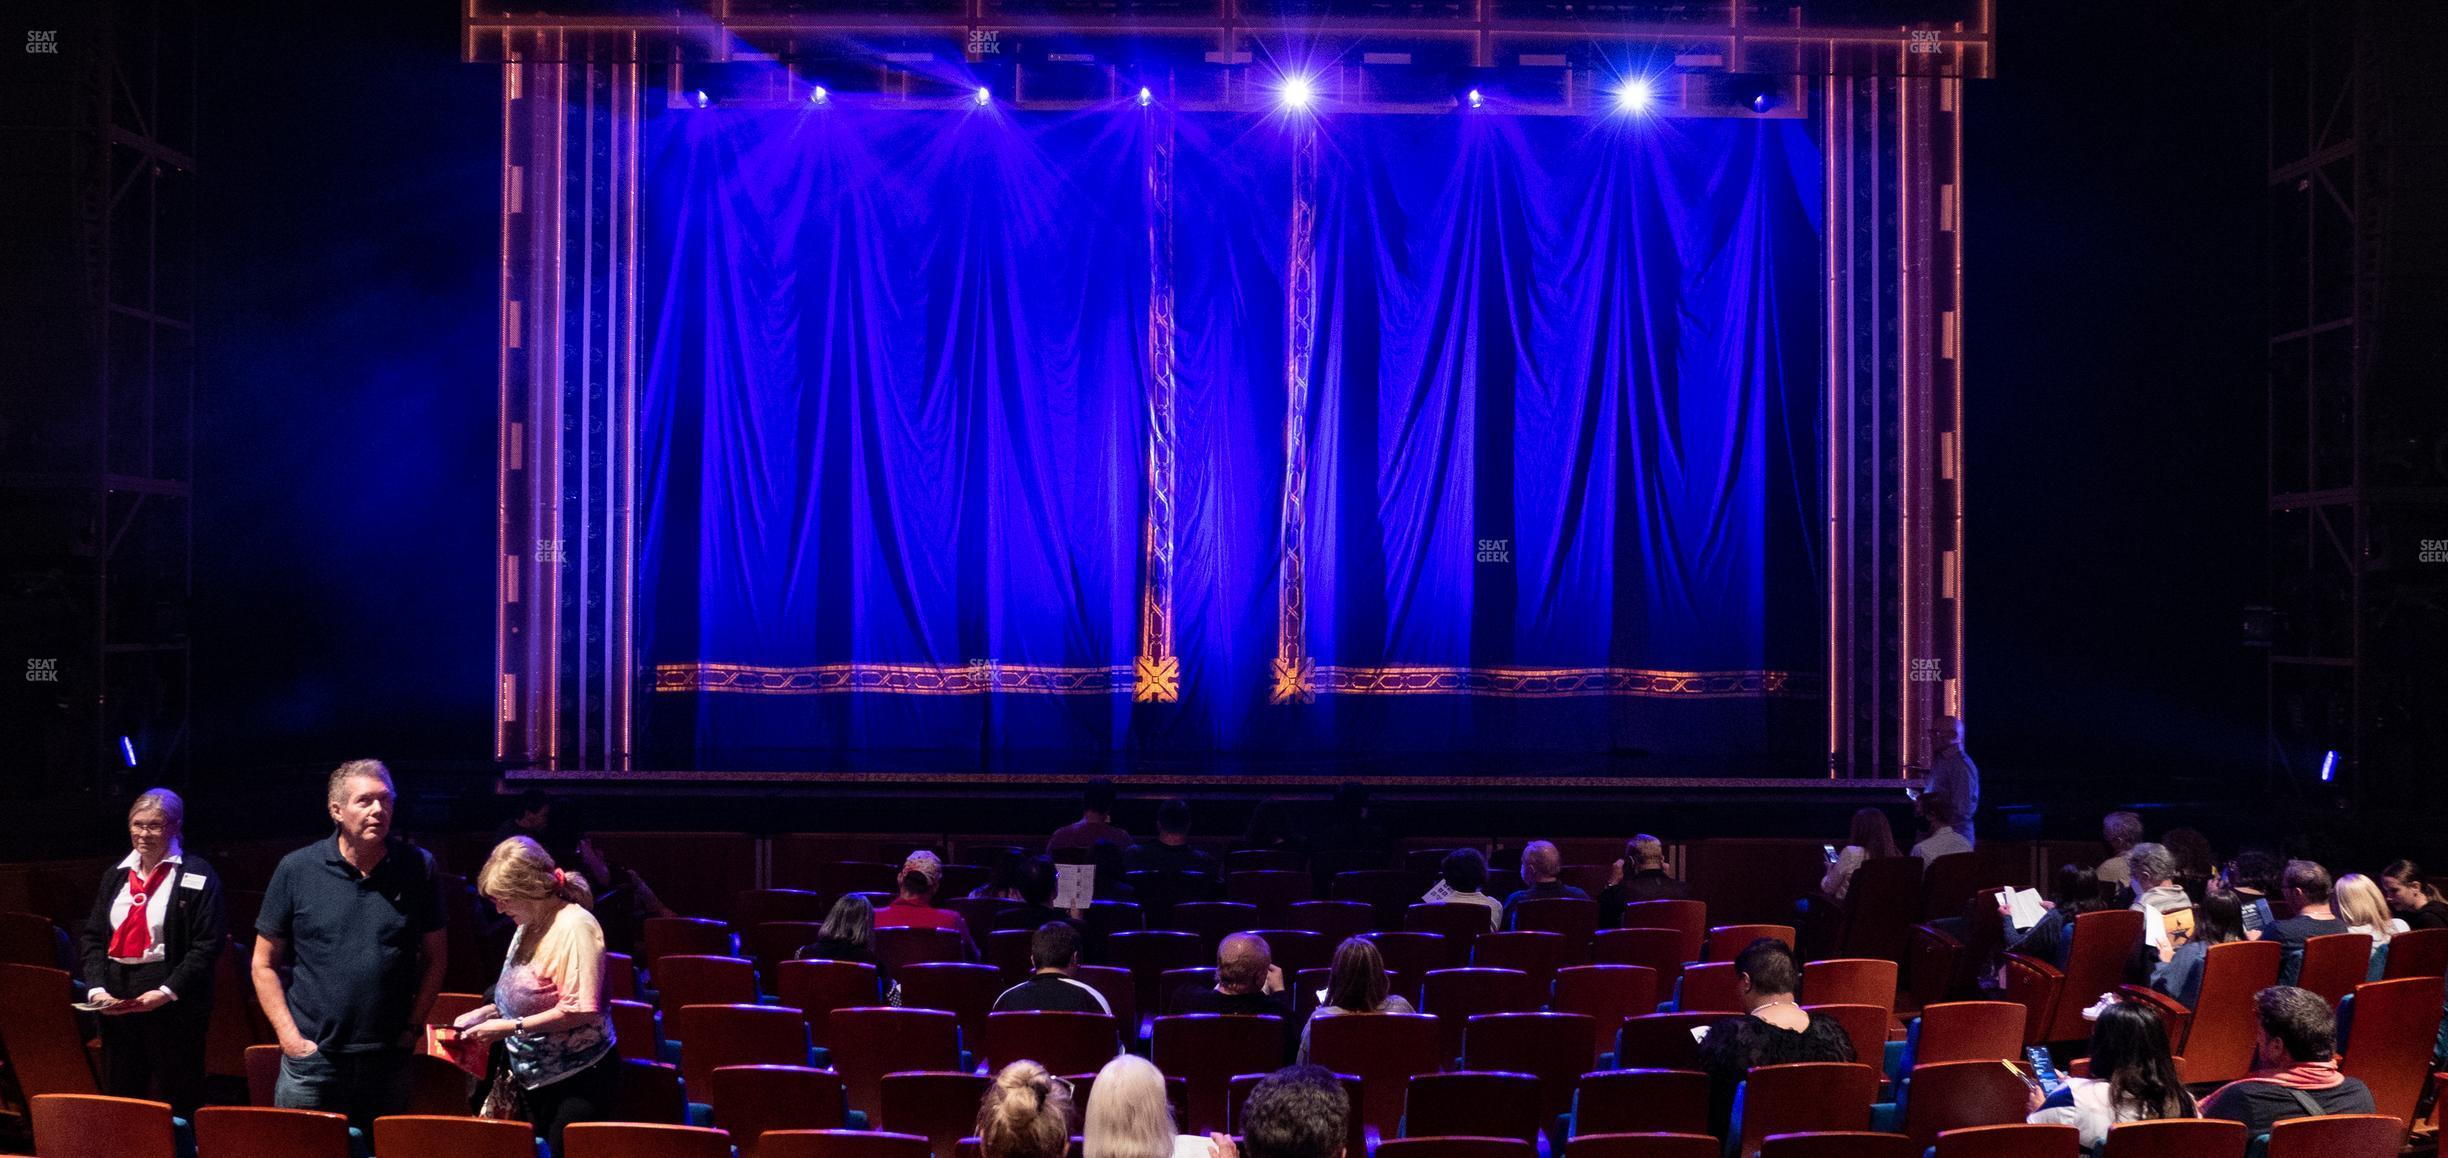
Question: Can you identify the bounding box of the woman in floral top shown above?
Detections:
[454,836,618,1157]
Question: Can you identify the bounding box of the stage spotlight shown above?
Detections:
[1749,87,1777,113]
[2320,749,2338,782]
[119,735,137,768]
[1278,73,1315,111]
[1466,87,1484,109]
[1612,78,1653,114]
[1138,86,1153,107]
[691,89,712,108]
[810,85,830,105]
[975,85,992,106]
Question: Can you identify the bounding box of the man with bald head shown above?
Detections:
[1173,931,1297,1060]
[1501,840,1589,930]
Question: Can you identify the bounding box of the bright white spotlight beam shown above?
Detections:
[1612,78,1653,114]
[1278,74,1315,111]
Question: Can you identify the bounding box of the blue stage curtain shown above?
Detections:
[641,105,1823,772]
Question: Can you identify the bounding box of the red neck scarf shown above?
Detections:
[108,860,173,957]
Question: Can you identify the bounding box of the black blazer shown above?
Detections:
[79,852,227,1004]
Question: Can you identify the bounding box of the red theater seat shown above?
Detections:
[1403,1072,1543,1143]
[1930,1124,2079,1158]
[712,1065,848,1158]
[1569,1070,1710,1137]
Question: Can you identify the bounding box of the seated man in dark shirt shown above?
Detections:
[1126,798,1216,877]
[1501,840,1591,929]
[1595,834,1688,927]
[1695,937,1856,1143]
[990,856,1080,935]
[2257,860,2349,985]
[991,922,1112,1015]
[2199,985,2375,1139]
[1172,931,1297,1060]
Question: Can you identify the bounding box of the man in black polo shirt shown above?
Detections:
[252,759,448,1130]
[2258,860,2350,985]
[992,922,1112,1015]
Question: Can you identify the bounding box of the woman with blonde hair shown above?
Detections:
[1084,1054,1208,1158]
[453,836,618,1157]
[979,1060,1075,1158]
[2334,872,2407,981]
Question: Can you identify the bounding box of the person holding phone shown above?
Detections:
[1820,809,1900,902]
[2025,1000,2193,1150]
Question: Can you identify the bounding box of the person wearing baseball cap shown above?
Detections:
[874,849,971,950]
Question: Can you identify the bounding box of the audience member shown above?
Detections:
[1296,937,1414,1064]
[2160,827,2219,902]
[993,856,1081,934]
[2333,873,2404,981]
[979,1060,1075,1158]
[1420,847,1504,932]
[1128,799,1218,876]
[1695,937,1856,1141]
[1501,841,1590,929]
[2380,859,2448,930]
[2096,812,2145,886]
[875,850,973,947]
[2256,860,2348,985]
[1051,779,1132,853]
[253,759,447,1131]
[1597,834,1688,926]
[493,789,553,847]
[1084,1053,1206,1158]
[1924,715,1981,841]
[972,850,1030,902]
[2025,999,2195,1150]
[2224,849,2282,935]
[797,894,875,963]
[1175,932,1296,1059]
[2152,888,2243,1009]
[1819,809,1899,902]
[1908,789,1973,863]
[2009,864,2121,969]
[994,922,1113,1015]
[78,788,224,1117]
[2198,986,2376,1135]
[2126,843,2190,915]
[538,801,673,956]
[457,837,617,1157]
[1228,1065,1349,1158]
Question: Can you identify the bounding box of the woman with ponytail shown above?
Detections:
[454,836,619,1156]
[979,1060,1076,1158]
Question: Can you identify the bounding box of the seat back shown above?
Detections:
[1513,899,1601,962]
[1461,1013,1596,1122]
[945,897,1020,938]
[1756,1132,1916,1158]
[1226,871,1314,925]
[610,997,661,1060]
[1308,1012,1443,1141]
[874,927,969,975]
[1590,928,1688,994]
[1734,1064,1881,1158]
[29,1094,175,1158]
[0,965,100,1096]
[1152,1014,1286,1134]
[1377,1138,1537,1158]
[1906,924,1968,1010]
[2295,934,2375,1009]
[643,917,734,968]
[402,1053,479,1116]
[2380,927,2448,981]
[896,962,1004,1051]
[2096,1119,2245,1158]
[1073,965,1137,1041]
[1997,954,2063,1047]
[1288,901,1376,944]
[829,1007,962,1120]
[1403,1072,1544,1142]
[2040,910,2143,1043]
[878,1072,990,1158]
[192,1106,350,1158]
[1336,870,1433,929]
[673,1004,811,1092]
[712,1065,848,1158]
[1899,1059,2032,1151]
[1569,1069,1710,1137]
[1565,1134,1720,1158]
[1706,925,1798,962]
[611,1058,691,1124]
[1613,1013,1722,1071]
[371,1115,540,1158]
[1109,930,1205,1016]
[1802,959,1899,1012]
[981,1010,1120,1076]
[1228,850,1306,875]
[562,1121,735,1158]
[0,911,68,969]
[657,954,761,1012]
[1929,1123,2079,1158]
[775,959,883,1049]
[1804,1004,1890,1066]
[1408,904,1494,962]
[1157,967,1219,1014]
[1170,903,1262,958]
[1919,852,1988,923]
[745,923,827,980]
[1363,931,1450,1004]
[1472,932,1567,995]
[1673,961,1744,1014]
[1908,1001,2026,1068]
[1245,929,1331,977]
[1836,857,1926,964]
[2181,939,2282,1083]
[1421,968,1538,1063]
[738,889,832,927]
[2264,1113,2404,1158]
[2337,975,2445,1128]
[1550,966,1658,1064]
[244,1044,282,1107]
[807,863,901,897]
[761,1130,935,1158]
[1620,900,1708,957]
[1082,901,1145,943]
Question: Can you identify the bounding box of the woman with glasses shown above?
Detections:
[77,788,226,1117]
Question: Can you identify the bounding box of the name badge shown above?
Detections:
[179,874,207,891]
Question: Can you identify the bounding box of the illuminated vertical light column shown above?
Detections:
[1272,116,1320,705]
[1135,105,1181,704]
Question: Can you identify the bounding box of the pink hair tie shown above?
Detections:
[552,868,567,888]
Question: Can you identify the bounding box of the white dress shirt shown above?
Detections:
[87,846,183,1004]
